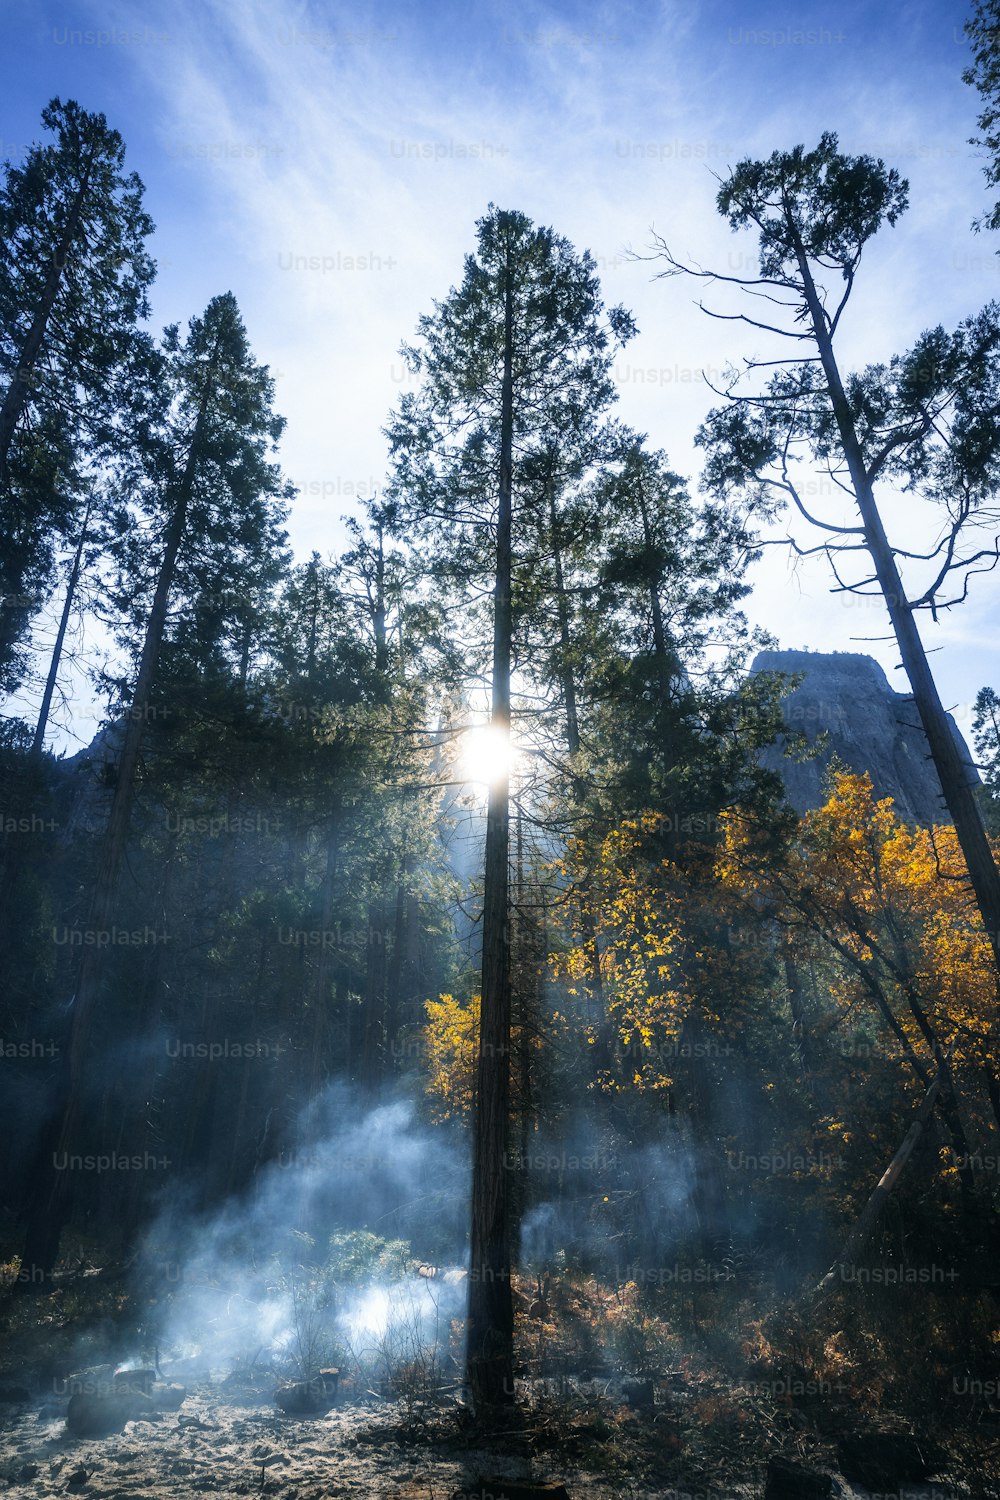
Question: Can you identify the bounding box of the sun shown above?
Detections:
[459,724,517,787]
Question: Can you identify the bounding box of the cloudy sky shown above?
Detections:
[3,0,997,746]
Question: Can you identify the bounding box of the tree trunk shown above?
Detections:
[372,519,389,679]
[0,498,94,920]
[634,465,682,867]
[31,495,94,758]
[510,808,541,1257]
[547,468,606,1041]
[897,981,979,1215]
[466,242,515,1411]
[813,1073,941,1299]
[813,913,979,1209]
[870,989,976,1215]
[794,239,1000,976]
[237,613,252,689]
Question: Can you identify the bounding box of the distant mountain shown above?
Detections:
[751,649,979,826]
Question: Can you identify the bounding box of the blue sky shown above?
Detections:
[2,0,997,748]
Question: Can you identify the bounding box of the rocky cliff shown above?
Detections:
[751,649,979,825]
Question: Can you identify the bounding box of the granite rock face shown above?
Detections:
[751,649,978,826]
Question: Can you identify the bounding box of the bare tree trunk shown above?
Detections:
[372,518,389,679]
[867,982,976,1214]
[466,243,515,1412]
[814,1073,941,1299]
[237,615,252,689]
[31,495,94,759]
[0,499,94,922]
[635,472,673,697]
[810,914,979,1209]
[547,474,580,761]
[893,966,977,1185]
[794,239,1000,976]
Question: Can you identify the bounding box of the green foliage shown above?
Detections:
[325,1229,417,1284]
[385,204,634,684]
[695,138,1000,626]
[105,291,292,680]
[965,0,1000,232]
[716,131,907,278]
[973,686,1000,831]
[0,97,156,688]
[3,98,1000,1472]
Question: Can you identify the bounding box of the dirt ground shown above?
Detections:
[0,1273,994,1500]
[0,1385,697,1500]
[0,1369,985,1500]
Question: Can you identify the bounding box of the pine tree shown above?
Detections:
[19,292,291,1283]
[964,0,1000,233]
[0,98,154,687]
[661,133,1000,974]
[386,205,634,1409]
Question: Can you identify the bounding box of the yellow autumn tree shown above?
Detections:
[423,992,479,1122]
[548,814,757,1092]
[718,772,1000,1143]
[423,992,545,1123]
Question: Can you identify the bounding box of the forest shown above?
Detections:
[2,7,1000,1499]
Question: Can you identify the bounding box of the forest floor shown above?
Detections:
[2,1263,999,1500]
[1,1357,997,1500]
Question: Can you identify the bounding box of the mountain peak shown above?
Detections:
[750,649,978,825]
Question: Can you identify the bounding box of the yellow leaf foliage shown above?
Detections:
[718,771,999,1078]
